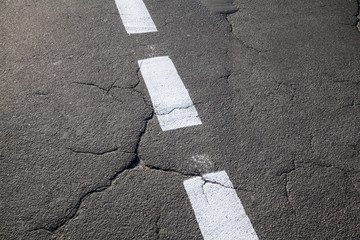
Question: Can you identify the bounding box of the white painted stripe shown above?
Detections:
[114,0,157,34]
[138,56,202,131]
[184,171,259,240]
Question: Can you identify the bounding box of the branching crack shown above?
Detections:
[106,80,118,94]
[29,68,156,234]
[277,157,297,177]
[198,175,253,204]
[279,142,360,213]
[201,176,234,190]
[310,162,360,194]
[71,81,126,103]
[278,165,296,177]
[30,155,139,233]
[200,180,210,203]
[31,118,153,233]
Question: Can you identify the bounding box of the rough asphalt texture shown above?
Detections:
[1,0,359,239]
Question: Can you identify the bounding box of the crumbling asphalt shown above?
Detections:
[1,0,359,239]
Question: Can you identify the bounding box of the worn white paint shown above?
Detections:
[183,171,259,240]
[114,0,157,34]
[138,56,202,131]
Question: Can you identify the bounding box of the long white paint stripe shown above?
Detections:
[138,56,202,131]
[114,0,157,34]
[184,171,259,240]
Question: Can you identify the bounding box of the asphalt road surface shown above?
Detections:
[1,0,360,239]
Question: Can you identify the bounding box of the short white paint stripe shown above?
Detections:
[138,56,202,131]
[183,171,259,240]
[114,0,157,34]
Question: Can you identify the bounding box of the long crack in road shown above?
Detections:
[1,0,359,239]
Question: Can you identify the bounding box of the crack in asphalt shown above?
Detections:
[309,162,360,196]
[280,159,360,217]
[340,100,359,109]
[143,164,198,177]
[284,174,297,216]
[275,81,297,102]
[309,134,316,154]
[277,160,297,177]
[67,147,134,156]
[309,135,360,162]
[28,1,360,236]
[32,131,151,234]
[357,0,360,31]
[198,175,253,205]
[71,81,128,103]
[155,213,161,240]
[334,79,360,85]
[29,155,139,233]
[28,69,155,233]
[277,158,298,214]
[199,175,253,205]
[156,104,197,116]
[201,176,234,190]
[200,176,231,203]
[72,81,109,93]
[106,80,118,94]
[30,67,205,234]
[280,134,360,212]
[199,176,234,204]
[221,0,360,235]
[350,141,360,157]
[210,0,360,229]
[343,172,360,195]
[226,16,268,53]
[200,180,210,204]
[133,66,154,107]
[136,64,203,117]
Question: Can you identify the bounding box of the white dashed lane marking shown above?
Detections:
[114,0,157,34]
[184,171,259,240]
[113,1,257,238]
[138,56,202,131]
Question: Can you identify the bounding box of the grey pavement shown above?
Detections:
[1,0,359,239]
